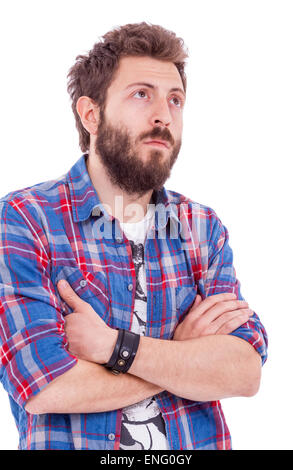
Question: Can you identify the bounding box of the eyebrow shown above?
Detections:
[125,82,186,98]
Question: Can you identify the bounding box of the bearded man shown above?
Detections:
[0,22,267,450]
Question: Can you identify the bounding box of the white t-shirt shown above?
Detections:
[118,204,169,450]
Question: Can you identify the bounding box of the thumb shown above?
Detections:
[194,294,203,306]
[57,280,86,312]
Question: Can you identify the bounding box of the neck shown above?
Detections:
[86,148,154,224]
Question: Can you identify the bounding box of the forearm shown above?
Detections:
[25,358,164,415]
[128,334,262,401]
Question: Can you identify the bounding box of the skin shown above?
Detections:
[79,56,185,222]
[25,56,262,414]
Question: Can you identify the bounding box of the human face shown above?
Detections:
[95,56,185,195]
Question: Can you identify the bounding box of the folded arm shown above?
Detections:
[25,285,263,414]
[128,333,262,401]
[25,359,164,414]
[26,328,260,415]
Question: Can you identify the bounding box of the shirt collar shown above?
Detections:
[66,153,181,230]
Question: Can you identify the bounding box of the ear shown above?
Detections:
[76,96,100,135]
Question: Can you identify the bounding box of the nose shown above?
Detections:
[149,97,172,128]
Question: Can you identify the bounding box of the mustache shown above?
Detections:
[138,127,175,146]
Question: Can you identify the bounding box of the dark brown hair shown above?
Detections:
[67,22,188,152]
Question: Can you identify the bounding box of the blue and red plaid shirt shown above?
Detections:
[0,154,268,450]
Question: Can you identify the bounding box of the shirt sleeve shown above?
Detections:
[204,208,268,365]
[0,200,78,409]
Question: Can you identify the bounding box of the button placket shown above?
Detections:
[79,279,87,288]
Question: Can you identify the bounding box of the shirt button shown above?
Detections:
[79,279,87,288]
[128,283,133,292]
[108,433,115,441]
[116,237,123,243]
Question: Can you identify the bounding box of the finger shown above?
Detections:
[190,292,237,318]
[196,298,249,327]
[182,295,202,323]
[189,295,245,325]
[215,309,254,335]
[202,308,253,335]
[57,280,86,312]
[194,294,203,306]
[189,300,249,334]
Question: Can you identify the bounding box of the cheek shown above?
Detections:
[172,112,183,132]
[113,112,144,141]
[115,99,145,121]
[174,124,183,145]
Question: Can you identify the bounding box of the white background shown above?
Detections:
[0,0,292,450]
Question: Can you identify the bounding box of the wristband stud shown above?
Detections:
[103,328,140,374]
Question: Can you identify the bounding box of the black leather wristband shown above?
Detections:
[103,328,140,375]
[119,329,140,373]
[104,328,124,371]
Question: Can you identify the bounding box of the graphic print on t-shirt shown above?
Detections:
[128,242,147,336]
[119,238,168,450]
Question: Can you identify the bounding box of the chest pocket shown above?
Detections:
[53,265,110,323]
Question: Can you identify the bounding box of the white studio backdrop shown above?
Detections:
[0,0,292,450]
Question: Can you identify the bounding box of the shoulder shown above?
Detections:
[0,173,67,219]
[0,174,69,242]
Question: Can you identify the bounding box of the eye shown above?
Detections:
[170,96,183,108]
[133,90,148,99]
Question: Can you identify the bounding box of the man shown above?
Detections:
[0,22,267,450]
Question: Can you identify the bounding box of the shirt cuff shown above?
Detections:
[0,320,78,408]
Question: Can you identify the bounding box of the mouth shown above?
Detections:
[144,140,170,149]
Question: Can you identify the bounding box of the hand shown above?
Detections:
[57,280,118,364]
[173,292,254,341]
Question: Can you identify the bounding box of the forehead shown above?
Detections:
[109,56,183,91]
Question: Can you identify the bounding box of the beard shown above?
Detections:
[95,109,181,197]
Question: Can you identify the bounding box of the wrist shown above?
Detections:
[101,328,119,364]
[103,329,140,375]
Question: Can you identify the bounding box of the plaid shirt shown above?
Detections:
[0,154,268,450]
